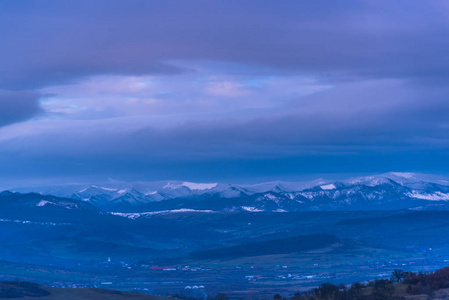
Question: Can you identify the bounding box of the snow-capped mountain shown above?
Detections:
[10,172,449,213]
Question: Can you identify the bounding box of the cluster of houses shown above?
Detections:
[245,274,325,281]
[147,265,211,272]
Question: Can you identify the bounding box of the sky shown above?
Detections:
[1,0,449,186]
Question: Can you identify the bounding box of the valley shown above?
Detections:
[2,173,449,297]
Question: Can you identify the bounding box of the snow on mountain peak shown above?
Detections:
[181,182,218,190]
[163,182,182,189]
[390,172,415,179]
[37,200,52,207]
[162,181,218,191]
[320,184,336,190]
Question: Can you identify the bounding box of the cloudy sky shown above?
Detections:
[1,0,449,186]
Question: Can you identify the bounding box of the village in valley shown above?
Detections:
[2,252,446,298]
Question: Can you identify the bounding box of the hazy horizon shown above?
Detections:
[3,171,449,191]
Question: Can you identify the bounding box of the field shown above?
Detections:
[1,210,449,297]
[0,211,449,297]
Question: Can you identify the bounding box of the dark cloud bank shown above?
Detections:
[0,91,41,126]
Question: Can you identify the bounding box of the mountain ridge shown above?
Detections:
[8,172,449,213]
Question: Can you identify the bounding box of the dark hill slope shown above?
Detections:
[0,281,168,299]
[190,234,340,259]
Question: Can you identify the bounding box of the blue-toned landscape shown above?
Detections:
[1,1,449,299]
[1,172,449,298]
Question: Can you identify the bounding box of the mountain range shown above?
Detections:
[10,172,449,214]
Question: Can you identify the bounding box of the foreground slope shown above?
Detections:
[0,281,168,300]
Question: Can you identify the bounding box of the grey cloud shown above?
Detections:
[0,61,187,91]
[1,1,449,90]
[0,91,42,126]
[4,77,448,161]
